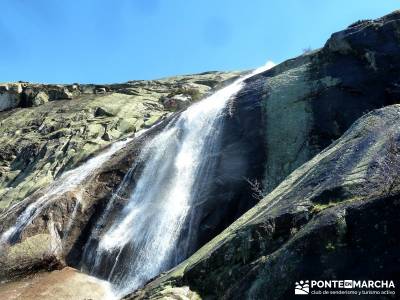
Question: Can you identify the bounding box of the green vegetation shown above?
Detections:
[311,202,337,214]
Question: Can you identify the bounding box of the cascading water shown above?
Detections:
[81,63,274,298]
[0,138,131,246]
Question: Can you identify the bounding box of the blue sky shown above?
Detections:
[1,0,399,83]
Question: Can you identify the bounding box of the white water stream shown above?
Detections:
[82,63,274,297]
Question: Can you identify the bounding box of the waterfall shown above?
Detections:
[0,61,274,299]
[81,63,273,298]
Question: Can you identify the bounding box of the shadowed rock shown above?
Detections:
[129,104,400,300]
[231,9,400,193]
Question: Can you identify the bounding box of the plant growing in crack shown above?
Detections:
[244,177,265,201]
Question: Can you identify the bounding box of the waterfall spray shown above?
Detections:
[81,62,274,297]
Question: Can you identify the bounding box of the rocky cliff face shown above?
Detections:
[234,10,400,193]
[128,10,400,300]
[0,72,239,211]
[0,76,268,283]
[131,104,400,299]
[0,72,243,282]
[1,10,400,300]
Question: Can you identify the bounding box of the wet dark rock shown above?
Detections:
[126,10,400,299]
[130,105,400,300]
[94,106,114,117]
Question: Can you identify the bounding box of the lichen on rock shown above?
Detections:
[0,71,239,212]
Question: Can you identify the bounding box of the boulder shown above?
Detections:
[20,87,37,107]
[95,87,107,94]
[0,267,113,300]
[47,87,73,100]
[161,93,192,110]
[32,91,49,106]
